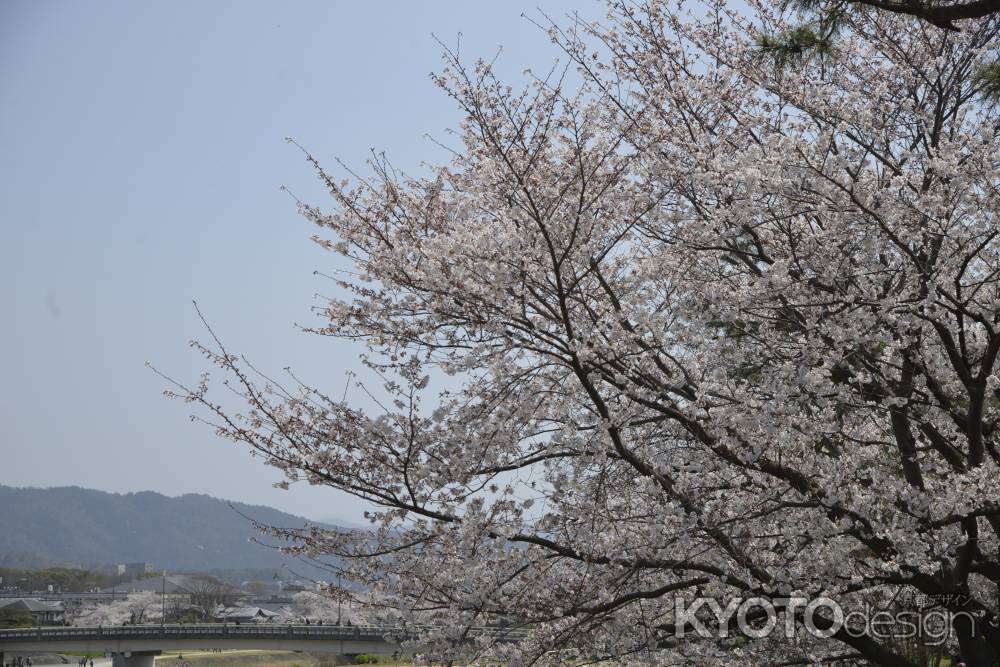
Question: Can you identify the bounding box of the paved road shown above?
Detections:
[8,651,262,667]
[0,656,111,667]
[70,659,111,667]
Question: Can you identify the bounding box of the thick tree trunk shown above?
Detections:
[953,610,1000,666]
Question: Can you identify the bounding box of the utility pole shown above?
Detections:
[336,573,342,626]
[161,571,166,623]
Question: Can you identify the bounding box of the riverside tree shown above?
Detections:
[74,592,161,626]
[171,1,1000,664]
[284,590,349,624]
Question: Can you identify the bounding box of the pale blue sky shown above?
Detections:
[0,0,602,523]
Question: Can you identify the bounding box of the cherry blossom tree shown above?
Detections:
[283,590,349,624]
[167,0,1000,664]
[74,592,161,626]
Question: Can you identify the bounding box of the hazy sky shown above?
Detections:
[0,0,603,523]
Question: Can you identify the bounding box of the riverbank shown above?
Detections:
[154,650,407,667]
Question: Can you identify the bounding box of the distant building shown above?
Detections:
[103,575,244,597]
[215,606,280,624]
[119,562,155,579]
[251,594,295,613]
[0,598,66,625]
[279,581,310,593]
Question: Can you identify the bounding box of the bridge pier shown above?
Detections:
[111,651,160,667]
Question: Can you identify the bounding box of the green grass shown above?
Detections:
[155,650,341,667]
[352,655,409,665]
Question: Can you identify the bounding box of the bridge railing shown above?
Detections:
[0,624,389,642]
[0,623,523,643]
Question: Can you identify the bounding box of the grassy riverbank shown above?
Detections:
[154,650,409,667]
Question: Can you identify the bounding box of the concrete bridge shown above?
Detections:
[0,624,486,667]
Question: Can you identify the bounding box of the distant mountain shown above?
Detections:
[0,485,344,574]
